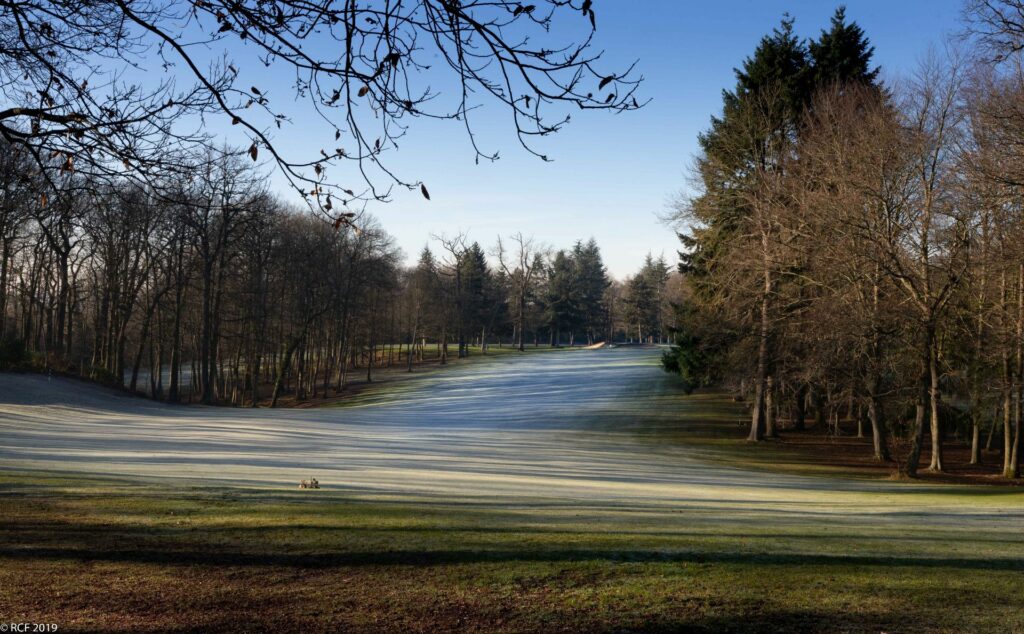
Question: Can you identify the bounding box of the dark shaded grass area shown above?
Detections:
[2,474,1022,633]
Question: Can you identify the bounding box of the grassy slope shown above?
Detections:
[3,380,1024,632]
[268,343,572,409]
[321,343,573,409]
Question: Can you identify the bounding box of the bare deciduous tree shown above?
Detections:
[0,0,643,219]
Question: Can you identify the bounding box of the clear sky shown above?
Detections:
[254,0,965,278]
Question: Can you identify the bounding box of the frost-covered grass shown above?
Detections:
[1,348,1022,631]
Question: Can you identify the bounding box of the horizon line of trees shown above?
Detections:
[663,3,1024,478]
[0,145,679,406]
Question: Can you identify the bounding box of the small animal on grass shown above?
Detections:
[299,477,320,489]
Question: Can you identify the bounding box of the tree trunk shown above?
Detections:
[905,401,927,478]
[1011,401,1021,478]
[517,292,526,352]
[1013,265,1024,477]
[129,289,163,393]
[764,375,777,438]
[271,337,302,407]
[970,421,982,466]
[749,378,765,442]
[407,323,417,373]
[167,279,184,403]
[927,337,944,472]
[749,267,771,442]
[905,327,934,477]
[987,406,999,451]
[1004,354,1014,477]
[867,395,890,461]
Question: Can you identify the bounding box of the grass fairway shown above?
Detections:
[2,348,1023,632]
[2,473,1023,633]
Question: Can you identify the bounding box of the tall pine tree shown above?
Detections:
[668,8,880,440]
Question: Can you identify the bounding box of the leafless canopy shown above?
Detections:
[0,0,643,220]
[964,0,1024,61]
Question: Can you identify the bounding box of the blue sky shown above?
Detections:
[247,1,965,277]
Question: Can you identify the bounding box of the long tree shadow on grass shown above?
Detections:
[3,523,1022,571]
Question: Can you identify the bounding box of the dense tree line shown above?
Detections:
[664,4,1024,478]
[0,146,675,405]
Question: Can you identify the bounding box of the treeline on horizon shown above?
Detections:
[662,3,1024,478]
[0,143,682,406]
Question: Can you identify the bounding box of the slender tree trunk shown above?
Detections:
[153,341,164,400]
[986,407,999,451]
[1013,264,1024,477]
[1005,384,1015,476]
[1012,398,1021,478]
[407,322,417,373]
[906,402,927,478]
[928,336,944,472]
[999,268,1014,476]
[199,256,215,404]
[749,266,771,442]
[764,374,776,438]
[271,336,302,407]
[749,379,765,442]
[250,347,262,407]
[167,274,184,403]
[867,395,890,462]
[867,276,889,462]
[517,293,526,351]
[1005,345,1015,478]
[971,422,982,466]
[969,244,989,466]
[905,326,934,477]
[0,240,10,337]
[129,289,163,393]
[54,247,69,354]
